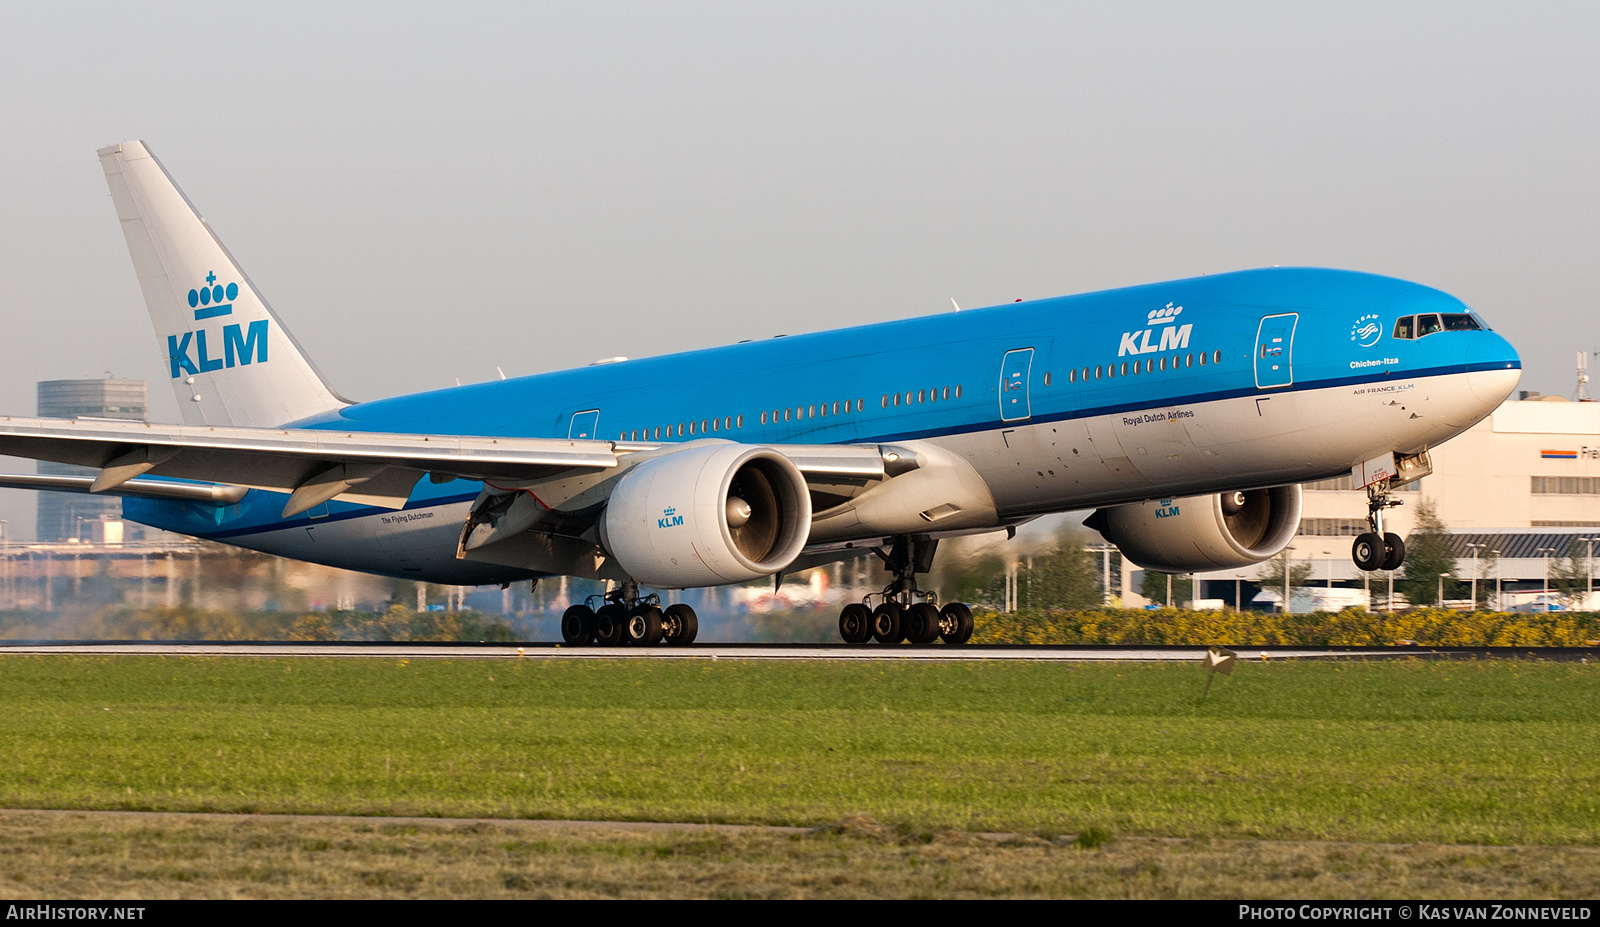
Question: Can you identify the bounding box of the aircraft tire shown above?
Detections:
[625,605,664,645]
[1381,533,1406,572]
[869,602,902,644]
[939,603,974,645]
[594,604,629,646]
[663,603,699,645]
[904,603,942,644]
[838,603,872,643]
[1352,533,1385,572]
[560,605,595,645]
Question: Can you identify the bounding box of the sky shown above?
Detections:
[0,1,1596,539]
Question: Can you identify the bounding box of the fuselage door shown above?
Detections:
[999,348,1035,422]
[568,409,600,440]
[1253,314,1299,389]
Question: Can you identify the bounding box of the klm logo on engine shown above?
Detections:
[1154,499,1180,518]
[168,271,268,378]
[657,506,684,529]
[1118,303,1192,357]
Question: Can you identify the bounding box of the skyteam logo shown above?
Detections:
[657,506,684,529]
[168,270,268,378]
[1351,313,1382,348]
[1118,303,1192,356]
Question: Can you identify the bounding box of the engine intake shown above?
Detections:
[601,444,812,588]
[1084,484,1302,573]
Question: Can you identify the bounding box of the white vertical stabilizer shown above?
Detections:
[97,140,347,427]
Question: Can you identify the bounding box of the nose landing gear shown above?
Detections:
[1352,481,1406,572]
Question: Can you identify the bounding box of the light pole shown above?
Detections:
[1583,537,1597,609]
[1465,543,1482,610]
[1538,547,1555,611]
[1492,550,1502,611]
[1282,546,1296,614]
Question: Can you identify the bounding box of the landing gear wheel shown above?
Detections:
[1352,533,1385,572]
[1380,532,1406,572]
[939,603,974,645]
[560,605,595,644]
[593,603,628,646]
[663,603,698,645]
[624,605,664,645]
[838,603,872,643]
[869,602,903,644]
[904,603,942,644]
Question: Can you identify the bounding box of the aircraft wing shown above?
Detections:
[0,416,896,518]
[0,415,620,516]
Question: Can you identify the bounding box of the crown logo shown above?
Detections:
[1145,302,1183,326]
[187,271,238,320]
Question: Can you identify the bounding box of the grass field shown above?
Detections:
[1,654,1597,897]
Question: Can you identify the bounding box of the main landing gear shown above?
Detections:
[1352,481,1406,572]
[560,582,699,647]
[837,535,975,645]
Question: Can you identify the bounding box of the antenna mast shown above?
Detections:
[1580,351,1592,402]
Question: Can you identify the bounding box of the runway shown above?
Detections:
[0,641,1568,661]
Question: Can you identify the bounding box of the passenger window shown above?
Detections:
[1094,366,1102,379]
[677,423,684,437]
[832,401,840,415]
[1068,369,1076,383]
[953,387,961,399]
[1417,314,1443,337]
[1042,373,1052,387]
[1213,351,1221,364]
[1120,362,1128,376]
[701,419,709,433]
[1198,353,1206,366]
[1393,316,1415,340]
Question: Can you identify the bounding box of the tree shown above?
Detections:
[1397,498,1457,606]
[1024,534,1104,609]
[1138,569,1193,607]
[1547,537,1592,607]
[1254,551,1313,609]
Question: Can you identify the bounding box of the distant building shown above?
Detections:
[36,377,147,542]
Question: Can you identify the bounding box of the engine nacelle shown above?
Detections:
[1084,485,1302,573]
[600,444,812,588]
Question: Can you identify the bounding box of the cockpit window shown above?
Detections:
[1392,312,1484,341]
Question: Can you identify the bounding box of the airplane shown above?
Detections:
[0,141,1523,645]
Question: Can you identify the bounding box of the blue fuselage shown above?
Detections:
[125,267,1521,583]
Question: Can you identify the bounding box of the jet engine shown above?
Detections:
[1084,485,1302,573]
[600,444,812,588]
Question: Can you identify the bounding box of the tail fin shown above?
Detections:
[97,141,348,427]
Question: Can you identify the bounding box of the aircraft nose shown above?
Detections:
[1465,332,1521,405]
